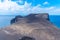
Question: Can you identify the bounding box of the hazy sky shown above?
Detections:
[0,0,60,15]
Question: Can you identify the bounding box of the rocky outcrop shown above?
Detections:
[19,36,35,40]
[11,13,49,24]
[0,13,60,40]
[11,15,23,24]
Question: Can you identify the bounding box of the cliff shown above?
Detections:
[0,13,60,40]
[11,13,49,24]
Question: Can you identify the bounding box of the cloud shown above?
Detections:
[43,1,49,5]
[0,0,60,15]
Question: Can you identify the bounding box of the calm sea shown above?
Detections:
[0,15,16,28]
[49,15,60,28]
[0,15,60,28]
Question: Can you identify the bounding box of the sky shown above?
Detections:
[0,0,60,15]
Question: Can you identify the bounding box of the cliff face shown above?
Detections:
[0,13,60,40]
[11,13,49,24]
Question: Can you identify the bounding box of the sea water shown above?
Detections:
[0,15,60,28]
[49,15,60,28]
[0,15,16,28]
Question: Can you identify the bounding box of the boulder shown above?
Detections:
[19,36,35,40]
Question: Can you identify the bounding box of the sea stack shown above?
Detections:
[0,13,60,40]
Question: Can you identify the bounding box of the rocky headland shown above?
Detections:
[0,13,60,40]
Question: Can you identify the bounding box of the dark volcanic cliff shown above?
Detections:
[11,13,49,24]
[0,13,60,40]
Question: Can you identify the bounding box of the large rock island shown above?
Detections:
[0,13,60,40]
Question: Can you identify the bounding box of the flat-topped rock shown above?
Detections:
[11,13,49,24]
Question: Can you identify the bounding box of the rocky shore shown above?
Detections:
[0,13,60,40]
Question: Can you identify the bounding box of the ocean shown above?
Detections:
[0,15,60,28]
[0,15,16,28]
[49,15,60,28]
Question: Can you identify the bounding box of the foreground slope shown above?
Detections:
[0,14,60,40]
